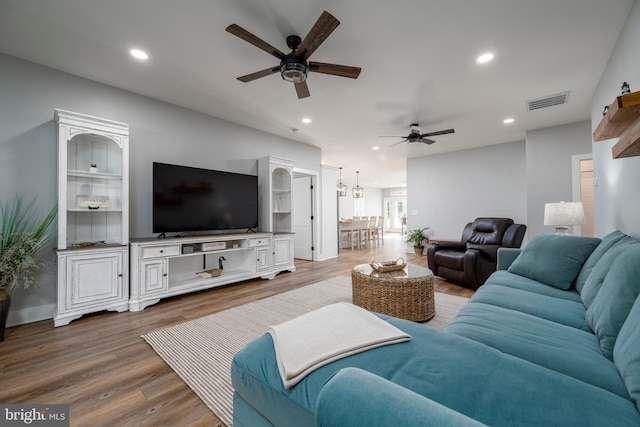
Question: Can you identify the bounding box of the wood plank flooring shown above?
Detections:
[0,234,473,426]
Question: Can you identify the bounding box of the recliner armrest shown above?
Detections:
[316,368,487,427]
[430,240,466,251]
[497,247,522,270]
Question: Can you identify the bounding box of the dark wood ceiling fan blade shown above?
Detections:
[297,11,340,60]
[237,66,280,82]
[390,139,407,147]
[308,61,361,79]
[380,135,406,138]
[295,81,310,99]
[422,128,455,137]
[421,138,437,145]
[226,24,286,60]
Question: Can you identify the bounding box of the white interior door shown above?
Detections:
[293,176,313,260]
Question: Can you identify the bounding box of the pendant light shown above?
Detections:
[353,171,364,198]
[337,167,347,197]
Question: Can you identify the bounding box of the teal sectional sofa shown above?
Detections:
[231,230,640,426]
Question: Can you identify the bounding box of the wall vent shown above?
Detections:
[526,91,570,111]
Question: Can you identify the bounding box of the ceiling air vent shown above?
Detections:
[526,91,570,111]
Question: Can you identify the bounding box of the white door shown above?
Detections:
[293,176,313,260]
[384,197,407,233]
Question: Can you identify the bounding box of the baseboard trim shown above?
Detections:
[7,303,54,327]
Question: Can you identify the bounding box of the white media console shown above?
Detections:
[129,232,294,311]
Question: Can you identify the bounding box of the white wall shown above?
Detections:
[525,121,593,238]
[591,0,640,239]
[0,53,321,324]
[407,141,527,240]
[319,164,338,260]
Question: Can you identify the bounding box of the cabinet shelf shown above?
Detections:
[68,170,123,180]
[67,208,123,212]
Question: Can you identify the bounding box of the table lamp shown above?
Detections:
[543,201,586,235]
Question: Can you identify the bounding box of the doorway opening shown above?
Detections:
[384,197,407,234]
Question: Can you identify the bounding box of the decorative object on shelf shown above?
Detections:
[218,256,226,270]
[74,241,106,247]
[406,227,431,256]
[352,171,364,198]
[90,163,97,173]
[337,167,347,197]
[622,82,631,95]
[0,195,57,341]
[543,201,585,235]
[370,257,406,273]
[602,105,609,116]
[76,195,110,210]
[196,268,223,278]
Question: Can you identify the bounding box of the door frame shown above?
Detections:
[572,153,593,237]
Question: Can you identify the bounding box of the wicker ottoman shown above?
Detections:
[351,264,435,322]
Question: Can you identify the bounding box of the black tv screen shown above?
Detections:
[153,162,258,233]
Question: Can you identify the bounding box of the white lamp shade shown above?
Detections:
[544,201,586,227]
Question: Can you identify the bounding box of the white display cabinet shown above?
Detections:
[53,109,129,327]
[258,156,296,274]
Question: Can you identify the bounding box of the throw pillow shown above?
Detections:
[586,246,640,360]
[580,236,639,309]
[614,294,640,412]
[507,234,600,290]
[575,230,626,294]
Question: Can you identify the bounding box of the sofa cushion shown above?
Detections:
[316,368,487,427]
[581,236,640,308]
[507,234,600,290]
[445,302,629,398]
[586,246,640,360]
[575,230,626,294]
[469,284,590,331]
[486,270,583,302]
[233,314,640,427]
[614,294,640,412]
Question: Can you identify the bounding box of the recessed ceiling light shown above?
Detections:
[503,118,515,124]
[477,53,494,64]
[372,146,379,150]
[130,49,149,60]
[302,117,312,124]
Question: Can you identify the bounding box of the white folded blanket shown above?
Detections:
[267,302,412,389]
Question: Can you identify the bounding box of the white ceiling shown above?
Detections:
[0,0,634,188]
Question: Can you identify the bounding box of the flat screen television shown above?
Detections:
[152,162,258,234]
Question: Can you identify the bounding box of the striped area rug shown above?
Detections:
[141,275,468,426]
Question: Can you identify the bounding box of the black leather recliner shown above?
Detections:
[426,218,526,289]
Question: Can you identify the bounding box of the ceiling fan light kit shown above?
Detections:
[226,11,361,99]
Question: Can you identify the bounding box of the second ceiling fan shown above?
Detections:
[225,11,362,99]
[382,124,455,146]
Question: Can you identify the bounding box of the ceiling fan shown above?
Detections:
[225,11,362,99]
[382,124,455,146]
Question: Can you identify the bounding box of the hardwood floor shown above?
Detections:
[0,233,473,427]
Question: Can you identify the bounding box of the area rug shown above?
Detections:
[141,275,469,426]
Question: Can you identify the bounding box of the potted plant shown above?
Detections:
[0,195,57,341]
[406,227,430,256]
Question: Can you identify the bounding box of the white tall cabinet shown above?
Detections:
[53,109,129,327]
[258,156,296,274]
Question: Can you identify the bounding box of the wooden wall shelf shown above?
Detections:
[593,91,640,159]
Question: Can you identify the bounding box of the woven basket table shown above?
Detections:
[351,263,435,322]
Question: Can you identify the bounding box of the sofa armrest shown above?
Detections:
[497,247,522,270]
[315,368,487,427]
